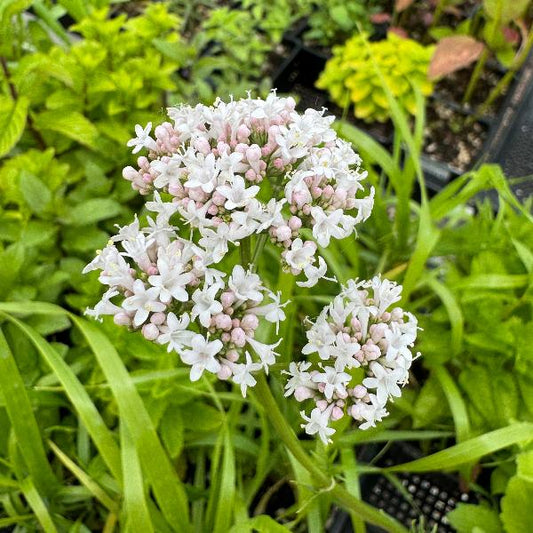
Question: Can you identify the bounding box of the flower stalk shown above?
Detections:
[253,374,407,533]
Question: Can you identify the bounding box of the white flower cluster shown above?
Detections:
[283,277,419,444]
[121,91,373,287]
[83,196,286,396]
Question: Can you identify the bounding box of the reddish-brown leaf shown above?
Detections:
[395,0,415,12]
[428,36,485,80]
[371,12,392,24]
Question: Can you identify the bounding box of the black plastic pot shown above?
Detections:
[328,442,476,533]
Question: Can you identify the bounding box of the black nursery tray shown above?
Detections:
[328,442,475,533]
[272,36,533,198]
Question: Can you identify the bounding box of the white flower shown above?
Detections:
[228,265,264,302]
[332,332,361,372]
[246,337,281,372]
[157,312,195,352]
[148,255,192,304]
[312,366,351,400]
[231,351,262,397]
[183,152,220,193]
[150,158,182,189]
[311,207,348,247]
[302,317,336,359]
[285,239,316,271]
[191,283,223,328]
[300,407,335,444]
[351,394,388,430]
[283,361,314,397]
[216,175,260,210]
[127,122,157,154]
[297,256,334,288]
[180,334,222,381]
[122,279,166,327]
[249,290,287,334]
[363,362,406,405]
[84,288,121,321]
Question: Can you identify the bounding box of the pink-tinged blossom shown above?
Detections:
[180,334,223,381]
[127,122,157,154]
[122,279,166,327]
[231,351,262,397]
[191,283,223,328]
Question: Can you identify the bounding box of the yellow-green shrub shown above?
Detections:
[316,33,434,122]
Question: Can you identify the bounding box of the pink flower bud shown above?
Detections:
[212,192,226,206]
[221,332,231,343]
[226,349,239,362]
[294,386,314,402]
[316,400,328,411]
[114,312,132,326]
[147,265,158,276]
[236,124,250,141]
[331,406,344,421]
[353,385,367,399]
[350,317,361,331]
[363,342,381,361]
[381,311,391,321]
[273,157,284,169]
[288,216,302,230]
[194,137,211,154]
[245,169,257,181]
[391,308,403,321]
[231,327,246,347]
[231,318,240,328]
[322,185,334,199]
[311,186,322,199]
[122,166,138,181]
[275,225,292,242]
[142,323,159,341]
[241,314,259,331]
[150,312,166,325]
[217,364,232,380]
[207,204,219,216]
[214,313,232,331]
[302,204,311,216]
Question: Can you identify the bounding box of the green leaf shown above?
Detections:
[19,477,58,533]
[213,428,236,533]
[447,503,502,533]
[0,242,24,298]
[160,405,184,459]
[33,110,99,149]
[183,403,223,432]
[63,198,122,226]
[0,95,28,157]
[121,422,154,533]
[19,171,52,214]
[500,474,533,532]
[230,515,292,533]
[387,423,533,473]
[0,329,58,498]
[0,311,122,482]
[483,0,530,24]
[413,372,448,428]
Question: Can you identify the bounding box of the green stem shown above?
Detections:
[240,237,252,268]
[471,29,533,122]
[463,48,489,105]
[253,375,408,533]
[250,233,268,271]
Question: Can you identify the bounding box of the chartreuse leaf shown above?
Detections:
[19,477,58,533]
[120,422,154,533]
[33,110,99,149]
[386,423,533,473]
[447,503,502,533]
[500,451,533,532]
[63,198,122,226]
[0,95,29,157]
[0,310,122,481]
[0,329,58,498]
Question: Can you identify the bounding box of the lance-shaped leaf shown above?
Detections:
[429,36,485,80]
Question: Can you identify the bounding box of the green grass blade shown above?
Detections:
[434,367,470,444]
[19,477,58,533]
[213,427,236,533]
[71,317,191,532]
[425,277,464,355]
[340,448,365,533]
[0,311,122,482]
[48,440,118,513]
[0,329,57,498]
[120,422,154,533]
[386,423,533,473]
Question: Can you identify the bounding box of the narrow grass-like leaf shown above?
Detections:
[340,448,365,533]
[71,317,191,532]
[512,239,533,273]
[0,516,34,527]
[19,477,58,533]
[452,274,529,290]
[213,427,236,533]
[386,423,533,473]
[0,329,57,497]
[0,311,122,482]
[400,203,440,304]
[425,277,464,355]
[120,423,154,533]
[336,429,453,447]
[230,515,292,532]
[48,440,118,513]
[434,367,470,444]
[288,452,323,533]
